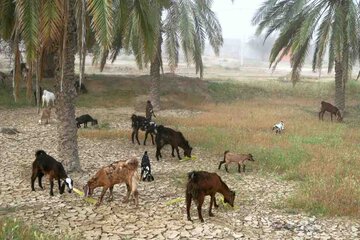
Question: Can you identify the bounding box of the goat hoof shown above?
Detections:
[200,219,205,223]
[187,218,192,222]
[209,213,214,217]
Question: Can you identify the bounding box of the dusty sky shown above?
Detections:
[212,0,265,39]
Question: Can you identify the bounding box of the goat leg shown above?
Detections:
[218,161,225,170]
[107,186,114,201]
[49,179,54,196]
[238,163,241,173]
[135,130,141,145]
[197,194,205,223]
[213,197,219,208]
[96,187,108,206]
[37,172,44,189]
[122,184,131,203]
[31,174,37,191]
[243,165,246,172]
[143,131,148,145]
[171,146,175,157]
[225,164,229,173]
[175,147,181,160]
[209,195,215,217]
[150,133,155,145]
[186,192,192,221]
[131,130,136,144]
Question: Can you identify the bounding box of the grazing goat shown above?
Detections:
[146,100,156,120]
[272,121,285,134]
[155,125,192,160]
[319,101,343,122]
[218,151,255,173]
[39,107,52,124]
[141,151,154,182]
[76,114,98,128]
[33,86,43,106]
[31,150,73,196]
[186,171,235,222]
[83,157,139,206]
[131,114,157,145]
[42,90,56,107]
[74,80,88,94]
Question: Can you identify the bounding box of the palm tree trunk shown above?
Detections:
[55,0,81,172]
[149,33,162,110]
[334,60,345,112]
[13,41,21,102]
[26,61,33,102]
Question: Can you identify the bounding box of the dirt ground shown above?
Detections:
[0,107,359,240]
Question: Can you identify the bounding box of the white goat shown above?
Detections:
[42,90,55,107]
[272,121,285,134]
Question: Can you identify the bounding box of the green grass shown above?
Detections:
[0,218,73,240]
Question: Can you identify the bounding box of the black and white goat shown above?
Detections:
[31,150,73,196]
[272,121,285,134]
[141,151,154,182]
[76,114,98,128]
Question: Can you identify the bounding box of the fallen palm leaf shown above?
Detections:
[165,197,185,206]
[181,155,197,161]
[73,187,97,204]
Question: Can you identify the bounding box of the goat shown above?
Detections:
[31,150,73,196]
[146,100,156,120]
[76,114,98,128]
[272,121,285,134]
[186,171,235,222]
[83,157,139,206]
[218,151,255,173]
[74,80,88,94]
[141,151,154,182]
[155,125,192,160]
[33,86,43,106]
[319,101,343,122]
[39,107,52,124]
[42,90,56,107]
[131,114,157,145]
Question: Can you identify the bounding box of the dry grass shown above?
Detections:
[78,129,131,140]
[157,96,360,217]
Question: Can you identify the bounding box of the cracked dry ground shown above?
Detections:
[0,108,359,240]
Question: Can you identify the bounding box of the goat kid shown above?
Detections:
[218,150,255,173]
[186,171,235,222]
[83,157,139,206]
[272,121,285,134]
[319,101,343,122]
[31,150,73,196]
[76,114,98,128]
[141,151,154,182]
[42,90,56,107]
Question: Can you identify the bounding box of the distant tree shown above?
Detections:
[247,34,276,61]
[253,0,360,112]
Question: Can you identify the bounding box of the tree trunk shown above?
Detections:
[334,60,345,112]
[13,41,21,102]
[26,61,33,102]
[55,0,81,172]
[149,33,162,110]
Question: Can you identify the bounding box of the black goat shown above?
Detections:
[33,86,43,106]
[155,125,192,160]
[131,114,157,145]
[76,114,98,128]
[31,150,73,196]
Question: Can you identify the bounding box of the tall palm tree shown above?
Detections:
[253,0,360,112]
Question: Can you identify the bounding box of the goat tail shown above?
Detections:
[224,150,230,161]
[126,157,139,170]
[35,149,47,157]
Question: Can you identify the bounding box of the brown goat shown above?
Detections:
[39,107,51,124]
[186,171,235,222]
[83,157,139,206]
[319,101,342,122]
[218,150,255,173]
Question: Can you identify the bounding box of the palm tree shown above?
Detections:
[109,0,223,109]
[253,0,360,112]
